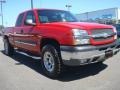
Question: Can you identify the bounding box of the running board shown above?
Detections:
[16,50,41,60]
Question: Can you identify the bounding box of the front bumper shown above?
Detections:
[61,41,120,66]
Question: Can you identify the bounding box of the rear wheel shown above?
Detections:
[4,39,14,56]
[41,45,62,78]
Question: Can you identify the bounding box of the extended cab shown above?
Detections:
[3,9,120,78]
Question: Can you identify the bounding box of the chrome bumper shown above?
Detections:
[61,41,120,66]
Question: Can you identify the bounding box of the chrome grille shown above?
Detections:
[91,29,114,41]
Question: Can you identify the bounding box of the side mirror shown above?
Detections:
[25,19,36,26]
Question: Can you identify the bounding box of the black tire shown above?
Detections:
[4,38,14,56]
[41,45,62,78]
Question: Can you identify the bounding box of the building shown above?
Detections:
[76,8,120,24]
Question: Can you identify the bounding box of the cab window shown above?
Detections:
[15,13,24,27]
[24,11,36,25]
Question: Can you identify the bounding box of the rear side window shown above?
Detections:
[15,13,24,27]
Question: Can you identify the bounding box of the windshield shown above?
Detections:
[37,10,78,23]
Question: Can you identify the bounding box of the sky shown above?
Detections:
[1,0,120,27]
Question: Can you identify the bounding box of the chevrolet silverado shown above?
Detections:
[3,9,120,78]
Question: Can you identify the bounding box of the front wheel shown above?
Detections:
[41,45,62,78]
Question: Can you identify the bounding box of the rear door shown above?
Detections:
[14,13,25,48]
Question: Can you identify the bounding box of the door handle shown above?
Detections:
[21,29,24,34]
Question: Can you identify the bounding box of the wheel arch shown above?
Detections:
[40,38,60,52]
[3,35,8,39]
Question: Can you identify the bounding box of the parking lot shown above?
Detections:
[0,36,120,90]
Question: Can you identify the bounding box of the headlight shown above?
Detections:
[72,29,90,45]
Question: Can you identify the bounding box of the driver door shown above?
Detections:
[20,11,39,53]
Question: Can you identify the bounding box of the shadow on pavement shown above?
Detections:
[58,63,107,82]
[0,50,108,82]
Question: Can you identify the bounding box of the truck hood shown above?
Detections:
[46,22,115,45]
[49,22,113,30]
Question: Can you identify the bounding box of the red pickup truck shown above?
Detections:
[3,9,120,78]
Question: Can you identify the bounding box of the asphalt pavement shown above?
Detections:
[0,36,120,90]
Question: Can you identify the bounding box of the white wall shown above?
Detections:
[76,8,118,21]
[118,8,120,20]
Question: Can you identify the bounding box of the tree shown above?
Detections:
[0,25,4,34]
[0,25,4,30]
